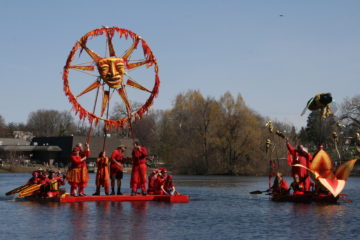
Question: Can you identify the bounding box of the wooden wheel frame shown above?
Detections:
[63,26,160,130]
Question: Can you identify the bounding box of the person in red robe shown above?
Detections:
[66,147,89,196]
[27,171,41,184]
[154,168,167,195]
[77,142,90,171]
[110,145,126,195]
[162,174,177,195]
[46,170,65,198]
[147,169,160,195]
[93,151,110,195]
[271,172,288,194]
[130,141,148,196]
[39,171,51,197]
[286,138,313,191]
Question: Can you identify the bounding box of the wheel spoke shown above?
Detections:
[126,60,149,70]
[122,36,140,60]
[105,29,116,57]
[69,65,95,71]
[117,87,133,113]
[78,40,101,61]
[71,61,94,66]
[126,79,151,93]
[77,80,101,98]
[70,68,99,77]
[101,90,110,117]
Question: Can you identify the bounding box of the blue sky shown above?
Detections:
[0,0,359,129]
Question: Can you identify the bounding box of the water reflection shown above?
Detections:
[2,175,360,240]
[69,203,89,240]
[129,201,148,240]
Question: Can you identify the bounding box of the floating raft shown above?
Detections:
[25,194,190,203]
[271,193,339,203]
[61,194,189,203]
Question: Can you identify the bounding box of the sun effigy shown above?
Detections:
[63,26,160,131]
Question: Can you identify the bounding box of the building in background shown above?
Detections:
[0,138,61,166]
[31,136,133,167]
[0,136,133,168]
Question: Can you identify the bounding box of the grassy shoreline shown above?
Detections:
[0,165,64,173]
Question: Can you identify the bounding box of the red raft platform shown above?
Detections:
[25,194,190,203]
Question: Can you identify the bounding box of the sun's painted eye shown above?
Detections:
[101,65,109,69]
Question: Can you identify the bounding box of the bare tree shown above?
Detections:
[26,109,76,136]
[340,95,360,128]
[0,115,6,137]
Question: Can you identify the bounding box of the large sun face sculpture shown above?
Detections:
[63,26,159,130]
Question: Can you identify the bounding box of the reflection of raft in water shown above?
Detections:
[23,193,190,203]
[271,192,340,204]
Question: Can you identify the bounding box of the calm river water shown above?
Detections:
[1,173,360,240]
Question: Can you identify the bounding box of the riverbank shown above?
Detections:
[0,164,64,173]
[0,165,137,174]
[2,164,360,176]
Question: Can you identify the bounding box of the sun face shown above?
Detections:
[97,58,125,88]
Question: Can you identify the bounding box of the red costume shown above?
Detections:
[272,177,288,194]
[110,149,124,177]
[27,171,41,184]
[154,175,165,195]
[46,173,65,198]
[163,175,175,195]
[80,149,90,167]
[66,153,89,196]
[95,157,110,194]
[130,145,148,194]
[290,181,305,195]
[287,143,313,191]
[147,170,161,194]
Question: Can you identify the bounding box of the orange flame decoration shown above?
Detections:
[63,27,160,130]
[294,149,358,197]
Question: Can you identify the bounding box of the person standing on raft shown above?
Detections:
[93,151,110,195]
[130,141,148,196]
[66,147,90,196]
[110,145,126,195]
[76,142,91,189]
[285,138,312,191]
[77,142,90,168]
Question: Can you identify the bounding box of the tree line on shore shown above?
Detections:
[1,91,359,175]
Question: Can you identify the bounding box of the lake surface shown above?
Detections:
[1,173,360,240]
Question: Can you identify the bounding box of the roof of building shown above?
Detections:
[0,138,30,146]
[0,145,62,152]
[32,135,134,158]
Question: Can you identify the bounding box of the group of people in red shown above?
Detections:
[271,137,325,195]
[66,140,177,197]
[27,169,65,198]
[148,168,176,195]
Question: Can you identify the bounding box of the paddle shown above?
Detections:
[250,189,269,194]
[6,184,32,196]
[339,194,353,203]
[18,184,42,198]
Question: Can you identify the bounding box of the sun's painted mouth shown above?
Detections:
[106,76,122,87]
